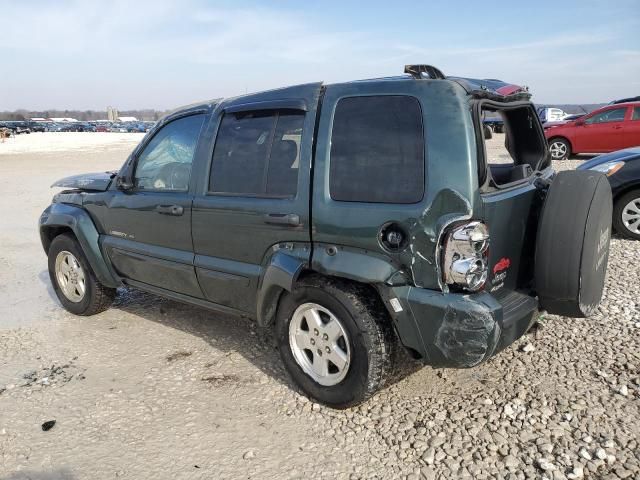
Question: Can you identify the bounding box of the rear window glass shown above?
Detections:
[329,96,424,203]
[209,111,303,197]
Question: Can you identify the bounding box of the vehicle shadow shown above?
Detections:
[109,286,422,395]
[2,469,75,480]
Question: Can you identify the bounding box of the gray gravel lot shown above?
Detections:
[0,133,638,480]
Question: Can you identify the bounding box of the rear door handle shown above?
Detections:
[264,213,301,226]
[156,205,184,216]
[613,125,623,130]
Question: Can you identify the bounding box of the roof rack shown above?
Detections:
[404,64,445,80]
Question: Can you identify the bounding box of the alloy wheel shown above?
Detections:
[288,302,351,386]
[621,197,640,235]
[549,141,567,160]
[54,251,86,302]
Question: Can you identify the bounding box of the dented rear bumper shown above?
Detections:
[382,286,539,368]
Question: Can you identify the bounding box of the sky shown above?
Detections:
[0,0,639,110]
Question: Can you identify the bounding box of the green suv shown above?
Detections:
[40,65,612,408]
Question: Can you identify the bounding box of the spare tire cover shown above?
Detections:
[535,170,612,318]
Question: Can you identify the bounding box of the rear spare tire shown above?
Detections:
[535,170,612,317]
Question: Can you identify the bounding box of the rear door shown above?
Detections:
[190,84,321,314]
[623,106,640,149]
[574,106,629,152]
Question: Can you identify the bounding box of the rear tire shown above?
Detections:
[48,233,116,315]
[275,275,395,408]
[613,189,640,240]
[548,137,571,160]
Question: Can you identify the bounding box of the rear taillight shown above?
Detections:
[442,221,489,292]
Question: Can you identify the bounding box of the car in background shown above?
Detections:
[60,123,96,132]
[95,124,110,132]
[545,102,640,160]
[109,124,128,132]
[0,121,31,134]
[26,121,47,132]
[578,147,640,240]
[537,107,570,124]
[541,113,586,129]
[46,123,64,132]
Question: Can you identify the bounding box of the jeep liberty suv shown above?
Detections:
[40,65,612,408]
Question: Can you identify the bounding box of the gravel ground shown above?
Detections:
[0,133,638,480]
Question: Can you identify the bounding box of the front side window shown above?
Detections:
[585,107,627,125]
[134,114,205,191]
[330,96,424,203]
[632,107,640,121]
[209,110,303,197]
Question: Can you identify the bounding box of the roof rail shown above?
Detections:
[404,64,445,80]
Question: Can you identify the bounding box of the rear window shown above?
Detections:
[329,96,424,203]
[209,111,303,197]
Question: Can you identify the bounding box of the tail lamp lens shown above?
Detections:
[443,221,489,292]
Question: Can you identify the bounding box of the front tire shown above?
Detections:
[275,275,395,408]
[613,189,640,240]
[548,137,571,160]
[48,233,116,315]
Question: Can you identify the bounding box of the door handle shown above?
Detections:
[613,125,623,130]
[156,205,184,216]
[264,213,301,226]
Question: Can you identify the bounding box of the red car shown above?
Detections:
[545,102,640,160]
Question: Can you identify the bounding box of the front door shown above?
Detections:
[574,106,629,152]
[190,84,321,313]
[102,113,207,297]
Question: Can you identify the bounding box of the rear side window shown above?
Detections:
[632,107,640,121]
[209,111,303,197]
[330,96,424,203]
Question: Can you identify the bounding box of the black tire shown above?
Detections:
[535,170,612,317]
[48,233,116,315]
[548,137,571,160]
[613,189,640,240]
[275,275,395,408]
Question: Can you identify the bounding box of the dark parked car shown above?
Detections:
[40,65,612,407]
[60,123,96,132]
[0,121,31,134]
[578,147,640,240]
[26,121,47,132]
[545,102,640,160]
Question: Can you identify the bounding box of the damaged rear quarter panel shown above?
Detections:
[311,79,481,291]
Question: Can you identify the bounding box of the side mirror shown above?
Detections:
[116,175,134,191]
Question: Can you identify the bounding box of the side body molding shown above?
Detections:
[39,203,120,288]
[256,249,307,326]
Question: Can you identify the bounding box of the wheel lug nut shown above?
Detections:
[325,346,330,353]
[314,329,319,336]
[310,338,315,345]
[322,333,328,341]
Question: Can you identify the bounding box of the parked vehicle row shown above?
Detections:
[0,120,155,134]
